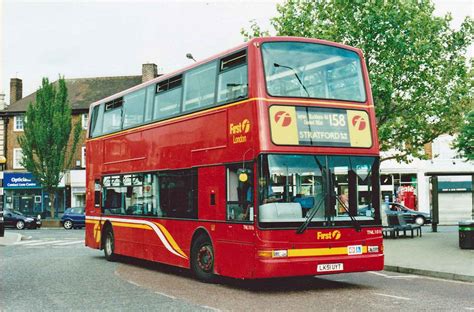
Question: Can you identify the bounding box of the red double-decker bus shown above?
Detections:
[85,37,383,281]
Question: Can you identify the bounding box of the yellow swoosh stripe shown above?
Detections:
[154,222,188,259]
[111,222,150,230]
[85,216,188,259]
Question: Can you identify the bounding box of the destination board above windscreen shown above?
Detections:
[269,105,372,148]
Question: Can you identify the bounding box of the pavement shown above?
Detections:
[383,225,474,282]
[1,225,473,282]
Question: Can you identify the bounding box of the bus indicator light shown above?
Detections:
[272,250,288,258]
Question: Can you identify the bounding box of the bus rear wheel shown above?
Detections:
[104,228,117,261]
[191,235,215,282]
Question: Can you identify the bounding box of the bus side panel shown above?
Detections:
[214,224,257,279]
[113,221,148,259]
[198,166,226,221]
[85,139,103,250]
[103,132,145,173]
[98,218,194,268]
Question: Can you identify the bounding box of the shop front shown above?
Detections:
[69,170,86,208]
[380,172,419,210]
[3,172,65,218]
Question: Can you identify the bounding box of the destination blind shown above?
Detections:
[269,105,372,148]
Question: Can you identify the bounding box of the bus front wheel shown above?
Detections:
[191,235,215,282]
[104,228,117,261]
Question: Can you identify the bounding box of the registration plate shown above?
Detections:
[317,263,344,272]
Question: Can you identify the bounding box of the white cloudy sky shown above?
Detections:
[1,0,472,103]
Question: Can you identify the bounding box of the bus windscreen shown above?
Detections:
[262,42,366,102]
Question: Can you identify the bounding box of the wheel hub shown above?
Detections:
[197,245,213,272]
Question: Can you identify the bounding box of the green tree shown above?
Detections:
[453,109,474,160]
[18,77,82,218]
[242,0,473,162]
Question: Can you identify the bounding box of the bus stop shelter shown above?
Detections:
[425,172,474,232]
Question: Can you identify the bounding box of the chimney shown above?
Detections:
[142,63,158,83]
[10,78,23,105]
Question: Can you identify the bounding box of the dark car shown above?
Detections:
[385,202,432,226]
[3,209,42,230]
[61,207,85,229]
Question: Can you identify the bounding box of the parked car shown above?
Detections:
[385,202,432,226]
[357,205,375,218]
[60,207,85,229]
[3,209,42,230]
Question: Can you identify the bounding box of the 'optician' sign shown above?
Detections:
[3,173,40,189]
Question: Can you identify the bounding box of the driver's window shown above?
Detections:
[226,164,253,222]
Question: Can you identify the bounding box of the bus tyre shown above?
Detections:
[191,235,215,282]
[104,228,117,262]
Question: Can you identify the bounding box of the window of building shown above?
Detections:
[217,50,248,103]
[381,174,393,185]
[123,89,146,128]
[13,148,24,169]
[226,163,253,222]
[183,62,218,112]
[81,146,86,168]
[14,115,25,131]
[81,113,88,130]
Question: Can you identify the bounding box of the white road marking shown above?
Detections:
[464,308,474,311]
[53,240,84,246]
[368,271,419,279]
[154,291,177,300]
[127,280,141,287]
[22,240,65,246]
[201,305,221,312]
[374,293,411,301]
[14,240,40,245]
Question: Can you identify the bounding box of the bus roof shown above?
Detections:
[88,36,363,110]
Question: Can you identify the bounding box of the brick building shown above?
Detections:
[0,64,158,217]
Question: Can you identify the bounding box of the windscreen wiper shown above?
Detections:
[296,196,325,234]
[333,194,361,232]
[274,63,310,97]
